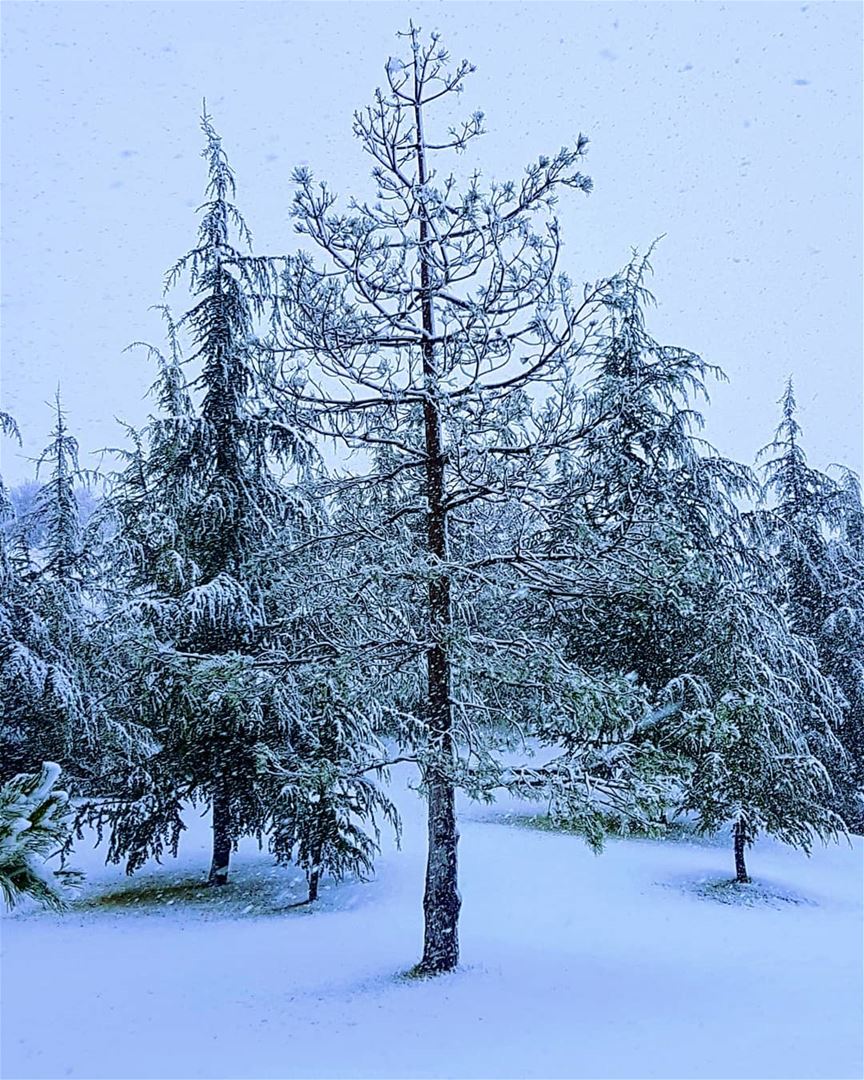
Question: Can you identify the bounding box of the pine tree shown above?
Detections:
[265,27,692,972]
[0,762,78,911]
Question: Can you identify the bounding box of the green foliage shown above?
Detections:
[675,584,844,851]
[0,762,78,911]
[86,111,392,893]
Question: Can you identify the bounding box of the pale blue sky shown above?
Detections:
[1,1,861,482]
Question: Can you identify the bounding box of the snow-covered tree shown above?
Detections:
[665,579,844,882]
[265,27,703,972]
[542,252,752,692]
[93,113,295,883]
[823,471,864,829]
[264,666,400,903]
[759,381,864,831]
[0,399,125,789]
[540,288,849,880]
[92,112,393,894]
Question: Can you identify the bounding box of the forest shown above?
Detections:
[2,25,862,1002]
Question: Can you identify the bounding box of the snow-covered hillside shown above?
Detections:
[2,770,862,1080]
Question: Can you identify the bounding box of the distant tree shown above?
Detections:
[8,477,99,549]
[0,398,129,788]
[7,480,41,538]
[759,381,864,831]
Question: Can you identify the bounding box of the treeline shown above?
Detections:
[1,29,861,973]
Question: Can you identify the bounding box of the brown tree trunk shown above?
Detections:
[413,83,461,976]
[734,818,750,884]
[208,784,231,886]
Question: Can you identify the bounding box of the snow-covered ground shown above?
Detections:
[2,768,862,1080]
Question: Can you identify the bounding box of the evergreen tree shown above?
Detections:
[544,251,752,694]
[94,112,393,893]
[266,28,696,972]
[534,271,845,880]
[824,470,864,829]
[0,399,128,789]
[98,113,294,883]
[671,582,844,882]
[759,381,864,830]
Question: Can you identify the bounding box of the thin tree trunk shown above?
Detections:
[734,818,750,884]
[414,80,461,975]
[208,784,231,886]
[308,838,322,903]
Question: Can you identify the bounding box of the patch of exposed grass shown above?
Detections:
[680,876,817,909]
[79,877,224,911]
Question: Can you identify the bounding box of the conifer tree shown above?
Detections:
[671,581,844,882]
[0,399,125,789]
[535,272,845,880]
[544,252,752,694]
[759,381,864,830]
[0,413,42,781]
[824,471,864,828]
[95,112,394,893]
[97,114,292,883]
[266,28,697,972]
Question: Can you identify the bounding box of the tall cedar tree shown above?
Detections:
[99,115,300,884]
[543,285,845,882]
[541,251,752,694]
[96,114,394,897]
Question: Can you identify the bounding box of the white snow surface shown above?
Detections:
[2,767,862,1080]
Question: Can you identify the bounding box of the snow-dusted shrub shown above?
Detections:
[0,761,77,910]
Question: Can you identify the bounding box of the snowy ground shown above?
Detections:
[2,768,862,1080]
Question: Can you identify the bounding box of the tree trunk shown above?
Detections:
[413,83,461,975]
[307,867,320,903]
[208,784,231,886]
[734,818,750,884]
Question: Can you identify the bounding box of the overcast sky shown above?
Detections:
[1,0,861,484]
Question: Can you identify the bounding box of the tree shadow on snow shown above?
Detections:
[667,874,819,909]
